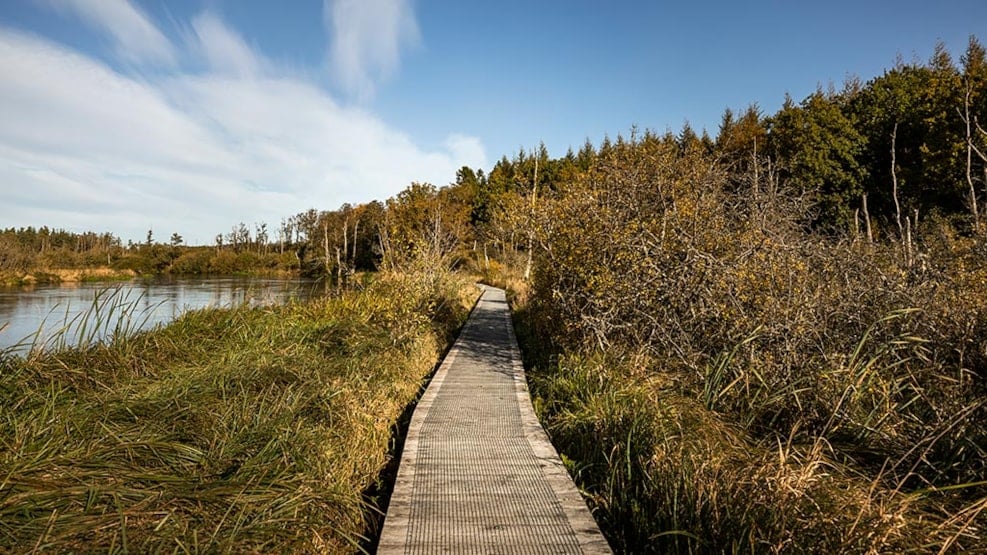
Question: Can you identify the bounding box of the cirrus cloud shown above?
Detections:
[324,0,421,101]
[37,0,177,66]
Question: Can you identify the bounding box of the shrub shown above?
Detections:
[519,132,987,552]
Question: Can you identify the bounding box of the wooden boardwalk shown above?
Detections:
[378,286,611,554]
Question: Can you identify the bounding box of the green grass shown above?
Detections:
[0,271,476,552]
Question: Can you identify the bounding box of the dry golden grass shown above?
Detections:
[0,271,476,553]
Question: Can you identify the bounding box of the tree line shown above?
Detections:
[317,36,987,279]
[5,37,986,285]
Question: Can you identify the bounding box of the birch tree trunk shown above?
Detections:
[524,155,538,281]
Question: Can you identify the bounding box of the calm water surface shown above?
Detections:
[0,277,324,354]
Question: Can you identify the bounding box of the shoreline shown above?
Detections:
[1,267,302,287]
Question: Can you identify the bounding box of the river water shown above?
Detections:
[0,277,324,354]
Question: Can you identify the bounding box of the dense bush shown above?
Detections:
[519,132,987,552]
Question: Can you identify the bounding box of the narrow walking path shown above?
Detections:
[378,286,611,554]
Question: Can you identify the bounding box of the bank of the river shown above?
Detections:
[0,267,137,286]
[0,267,307,287]
[0,271,477,552]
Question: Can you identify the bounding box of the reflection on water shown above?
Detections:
[0,277,325,354]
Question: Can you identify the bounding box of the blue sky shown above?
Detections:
[0,0,984,244]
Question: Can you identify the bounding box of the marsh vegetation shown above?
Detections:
[0,272,475,551]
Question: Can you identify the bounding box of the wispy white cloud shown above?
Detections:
[190,12,262,77]
[324,0,421,100]
[0,14,485,245]
[39,0,177,66]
